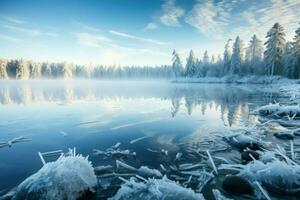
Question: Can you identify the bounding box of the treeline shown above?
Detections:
[172,22,300,79]
[0,22,299,80]
[0,59,173,79]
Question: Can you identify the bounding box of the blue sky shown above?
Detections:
[0,0,299,66]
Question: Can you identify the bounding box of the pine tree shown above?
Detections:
[245,35,263,74]
[185,50,198,77]
[172,50,184,77]
[223,39,232,75]
[0,59,8,79]
[264,23,286,76]
[30,62,41,78]
[230,36,244,75]
[292,24,300,78]
[203,50,210,65]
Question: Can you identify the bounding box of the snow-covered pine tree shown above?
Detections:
[292,24,300,78]
[62,62,73,79]
[30,62,42,79]
[264,23,286,76]
[185,50,198,77]
[172,50,184,77]
[0,59,8,79]
[223,39,232,75]
[245,35,263,74]
[16,59,30,79]
[230,36,244,75]
[203,50,210,65]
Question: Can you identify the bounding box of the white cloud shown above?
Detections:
[230,0,300,41]
[185,1,233,39]
[160,0,185,27]
[144,22,158,30]
[109,30,166,45]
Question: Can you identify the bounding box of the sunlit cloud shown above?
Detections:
[109,30,166,45]
[185,1,233,40]
[231,0,300,41]
[160,0,184,27]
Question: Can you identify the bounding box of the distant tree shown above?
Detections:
[0,59,8,79]
[230,36,244,75]
[203,50,210,65]
[172,50,184,77]
[245,35,263,74]
[292,24,300,78]
[16,59,30,79]
[185,50,198,77]
[62,62,73,79]
[223,39,232,75]
[264,23,286,76]
[30,62,42,78]
[41,63,52,78]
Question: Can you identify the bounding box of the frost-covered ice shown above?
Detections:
[109,176,205,200]
[11,153,97,200]
[240,159,300,196]
[258,103,300,117]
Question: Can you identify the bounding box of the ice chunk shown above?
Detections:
[238,159,300,196]
[109,176,204,200]
[12,153,97,200]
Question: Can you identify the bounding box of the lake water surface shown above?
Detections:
[0,80,289,198]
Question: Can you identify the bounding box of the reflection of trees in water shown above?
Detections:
[169,85,275,126]
[0,82,275,126]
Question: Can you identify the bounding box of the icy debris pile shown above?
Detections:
[12,151,97,200]
[280,84,300,102]
[258,103,300,117]
[93,142,136,159]
[109,176,205,200]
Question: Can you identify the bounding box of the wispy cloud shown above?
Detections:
[0,34,22,43]
[74,21,101,32]
[4,25,41,36]
[160,0,184,27]
[3,16,26,24]
[144,22,158,30]
[109,30,166,45]
[3,24,60,38]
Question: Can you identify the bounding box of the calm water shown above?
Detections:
[0,80,283,196]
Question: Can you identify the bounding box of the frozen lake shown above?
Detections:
[0,80,294,199]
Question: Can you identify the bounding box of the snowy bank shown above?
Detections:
[172,75,297,85]
[12,153,97,200]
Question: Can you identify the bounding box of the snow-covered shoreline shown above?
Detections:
[172,75,299,85]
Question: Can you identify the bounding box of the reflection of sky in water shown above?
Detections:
[0,80,280,190]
